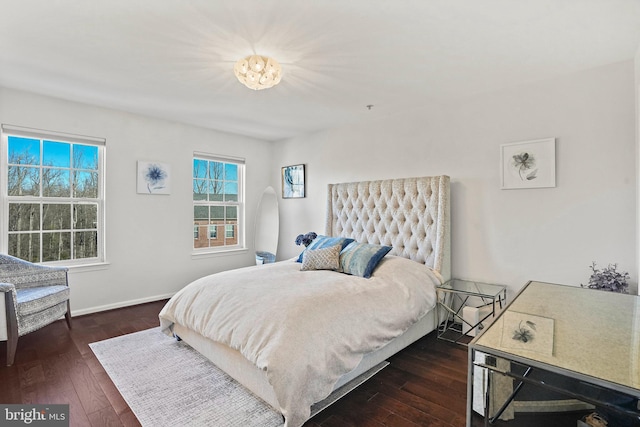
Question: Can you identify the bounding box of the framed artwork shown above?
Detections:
[281,164,305,198]
[137,161,171,194]
[501,138,556,189]
[500,311,554,356]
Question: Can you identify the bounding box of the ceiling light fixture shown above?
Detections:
[233,55,282,90]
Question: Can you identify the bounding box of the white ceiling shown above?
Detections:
[1,1,639,141]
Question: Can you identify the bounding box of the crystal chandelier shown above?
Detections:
[234,55,282,90]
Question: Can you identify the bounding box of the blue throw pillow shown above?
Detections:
[339,241,392,278]
[296,235,354,263]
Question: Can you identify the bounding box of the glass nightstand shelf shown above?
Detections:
[436,279,507,345]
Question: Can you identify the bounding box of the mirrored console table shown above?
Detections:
[467,281,640,427]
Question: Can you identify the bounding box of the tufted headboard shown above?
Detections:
[325,176,450,281]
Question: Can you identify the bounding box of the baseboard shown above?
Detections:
[71,293,175,317]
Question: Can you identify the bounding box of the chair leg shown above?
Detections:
[65,300,72,329]
[6,332,18,367]
[4,293,19,367]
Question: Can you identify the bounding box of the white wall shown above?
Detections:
[0,59,635,314]
[0,87,273,314]
[636,45,640,296]
[273,61,637,295]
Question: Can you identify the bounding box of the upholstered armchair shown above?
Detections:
[0,254,72,366]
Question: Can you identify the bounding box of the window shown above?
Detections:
[1,125,105,264]
[225,224,234,238]
[192,153,244,251]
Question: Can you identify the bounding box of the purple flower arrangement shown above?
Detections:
[295,232,317,247]
[582,262,629,293]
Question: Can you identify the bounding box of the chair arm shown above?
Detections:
[0,282,18,315]
[0,255,69,289]
[0,267,68,290]
[4,263,68,275]
[0,283,16,293]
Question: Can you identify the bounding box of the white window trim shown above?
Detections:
[1,124,107,266]
[192,152,246,255]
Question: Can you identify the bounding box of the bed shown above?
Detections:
[159,175,450,427]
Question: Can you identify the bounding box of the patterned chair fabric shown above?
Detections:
[0,254,72,366]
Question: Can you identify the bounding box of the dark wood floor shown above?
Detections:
[0,300,587,427]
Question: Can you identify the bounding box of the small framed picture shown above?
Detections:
[501,138,556,189]
[137,161,171,194]
[281,164,305,198]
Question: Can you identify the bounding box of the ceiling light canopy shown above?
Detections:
[234,55,282,90]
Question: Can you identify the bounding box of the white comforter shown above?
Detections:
[159,255,440,427]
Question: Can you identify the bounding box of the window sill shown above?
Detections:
[66,262,111,273]
[191,248,248,260]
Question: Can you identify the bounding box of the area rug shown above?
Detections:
[90,327,387,427]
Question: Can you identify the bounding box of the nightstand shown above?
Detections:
[436,279,507,344]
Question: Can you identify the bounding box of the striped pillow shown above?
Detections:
[339,242,392,278]
[296,235,354,263]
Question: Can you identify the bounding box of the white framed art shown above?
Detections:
[137,161,171,194]
[501,138,556,189]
